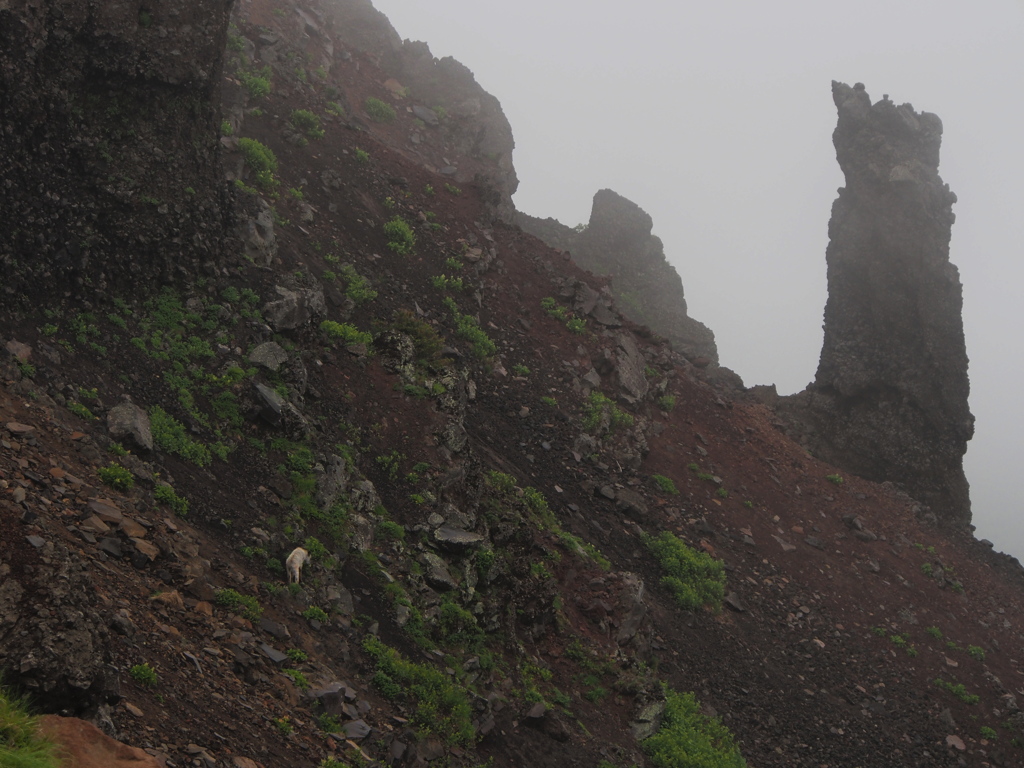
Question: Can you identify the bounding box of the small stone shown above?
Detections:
[25,535,45,548]
[5,422,34,436]
[342,719,371,739]
[123,702,144,717]
[945,734,965,751]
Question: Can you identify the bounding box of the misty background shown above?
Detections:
[371,0,1024,558]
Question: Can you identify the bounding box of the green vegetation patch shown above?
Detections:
[215,589,263,621]
[362,635,474,745]
[0,682,62,768]
[238,137,279,190]
[582,391,634,433]
[934,678,980,705]
[321,320,373,347]
[150,406,212,466]
[653,474,680,495]
[442,298,495,358]
[290,109,324,139]
[383,217,416,255]
[365,97,396,122]
[98,463,134,491]
[643,687,747,768]
[129,663,158,687]
[642,531,725,612]
[153,484,189,516]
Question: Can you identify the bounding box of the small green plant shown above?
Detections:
[290,109,324,139]
[238,137,279,190]
[921,562,934,576]
[716,487,729,499]
[425,184,435,195]
[643,686,747,768]
[566,317,587,335]
[825,474,844,485]
[657,394,677,411]
[220,119,233,136]
[967,645,986,662]
[444,183,461,195]
[442,297,496,358]
[129,663,158,687]
[215,589,263,620]
[981,726,997,740]
[302,606,330,623]
[530,562,552,580]
[889,634,907,648]
[365,96,396,122]
[743,500,753,508]
[354,148,370,163]
[67,401,96,420]
[383,217,416,254]
[288,187,304,201]
[926,626,943,639]
[275,716,292,734]
[239,66,272,100]
[154,484,189,516]
[870,626,887,637]
[98,463,134,491]
[431,274,465,292]
[934,678,980,705]
[321,320,373,347]
[107,441,127,457]
[377,520,406,541]
[642,531,725,612]
[325,101,344,117]
[582,391,634,433]
[283,669,310,690]
[512,364,530,376]
[540,396,557,407]
[339,265,378,304]
[653,475,680,495]
[150,406,212,466]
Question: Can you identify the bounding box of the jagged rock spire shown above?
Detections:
[783,82,973,525]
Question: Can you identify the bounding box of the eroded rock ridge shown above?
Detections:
[518,189,718,362]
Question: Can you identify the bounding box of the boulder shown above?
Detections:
[106,402,153,452]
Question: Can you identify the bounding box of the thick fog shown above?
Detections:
[372,0,1024,559]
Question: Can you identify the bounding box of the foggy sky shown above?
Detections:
[371,0,1024,559]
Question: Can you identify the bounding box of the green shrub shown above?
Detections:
[154,484,189,516]
[365,97,396,122]
[825,474,844,485]
[150,406,212,466]
[933,678,980,704]
[302,606,329,623]
[98,463,134,491]
[339,265,377,304]
[283,669,310,690]
[582,391,634,433]
[290,109,324,139]
[377,520,405,541]
[215,589,263,620]
[658,395,677,412]
[0,682,62,768]
[643,687,747,768]
[354,148,370,163]
[925,626,943,639]
[443,298,495,358]
[129,663,158,687]
[967,645,986,662]
[653,475,679,495]
[362,636,474,745]
[68,401,96,420]
[384,217,416,255]
[238,137,279,190]
[285,648,308,663]
[981,726,997,740]
[643,531,725,612]
[320,320,373,347]
[239,67,272,100]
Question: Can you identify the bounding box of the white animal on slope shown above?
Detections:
[286,547,311,585]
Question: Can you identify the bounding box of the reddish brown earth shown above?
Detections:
[3,2,1024,768]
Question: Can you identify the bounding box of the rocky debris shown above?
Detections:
[248,342,289,372]
[432,525,484,552]
[106,402,153,452]
[518,189,718,361]
[778,82,973,526]
[262,284,326,331]
[239,196,278,267]
[615,333,650,403]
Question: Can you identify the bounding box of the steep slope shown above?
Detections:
[1,6,1021,768]
[519,189,719,364]
[777,82,973,527]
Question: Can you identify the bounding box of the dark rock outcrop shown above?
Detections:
[0,0,234,305]
[779,82,973,525]
[519,190,718,362]
[325,0,518,223]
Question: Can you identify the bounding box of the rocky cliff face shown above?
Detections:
[518,189,718,362]
[0,0,233,304]
[779,82,973,525]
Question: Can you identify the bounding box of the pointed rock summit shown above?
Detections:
[781,82,973,525]
[518,189,718,362]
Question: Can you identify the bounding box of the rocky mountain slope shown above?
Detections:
[1,2,1021,768]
